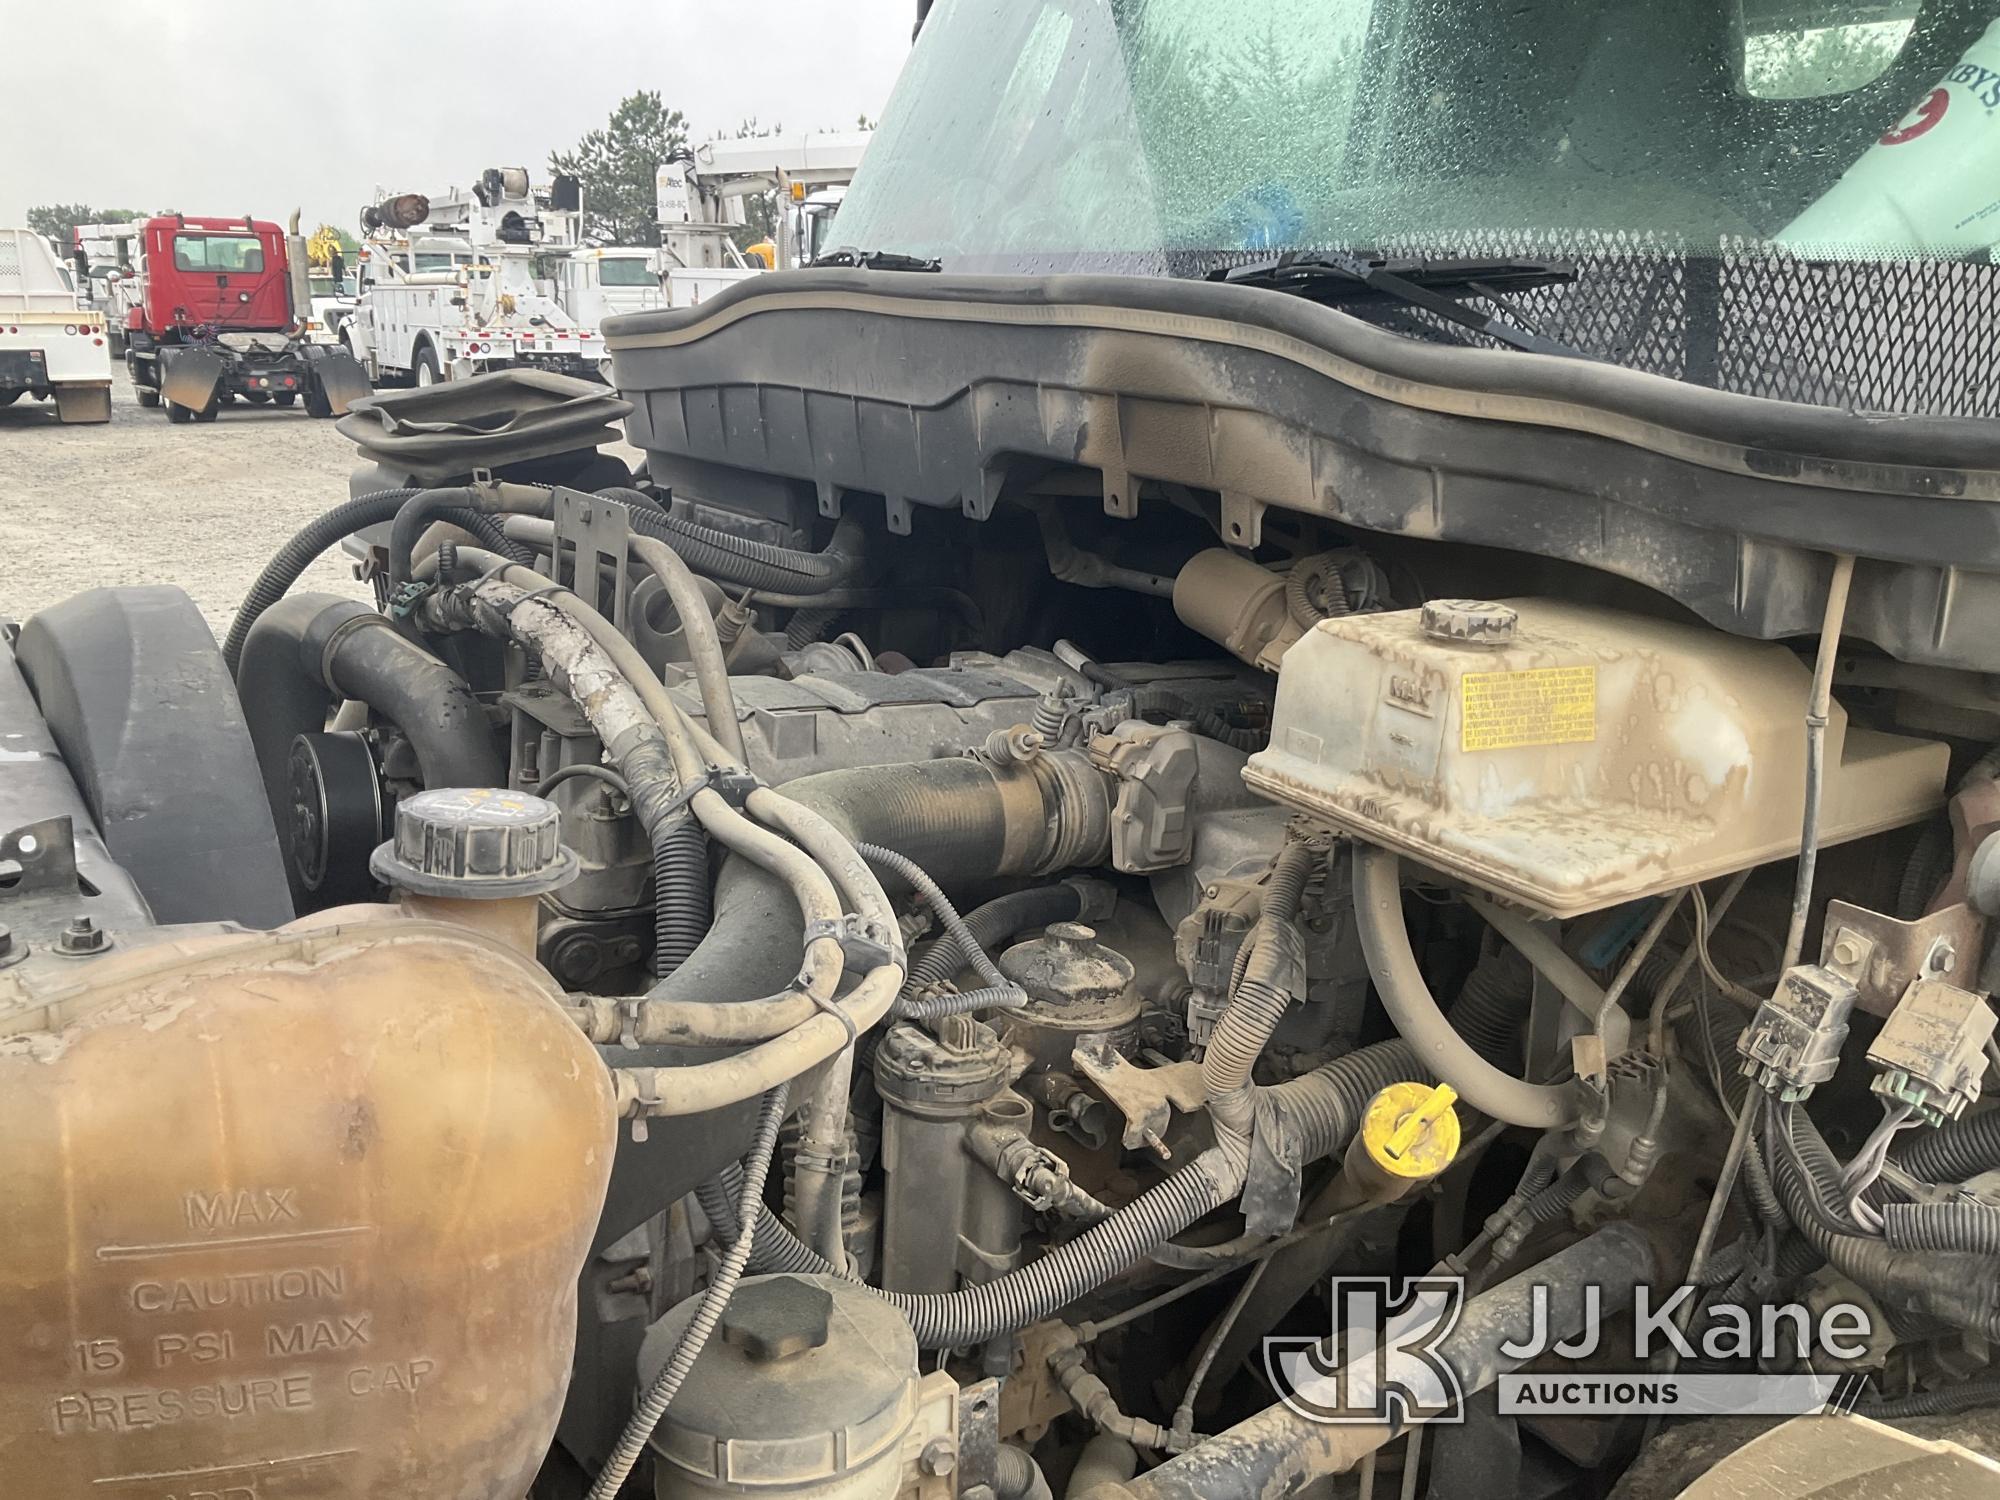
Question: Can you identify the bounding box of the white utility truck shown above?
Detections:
[0,229,113,423]
[653,131,871,306]
[344,169,607,385]
[552,245,667,327]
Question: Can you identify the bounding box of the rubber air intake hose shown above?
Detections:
[224,487,525,673]
[235,593,506,901]
[651,754,1110,1005]
[600,488,869,597]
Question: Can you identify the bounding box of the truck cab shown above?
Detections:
[554,247,666,330]
[120,214,366,421]
[132,216,293,335]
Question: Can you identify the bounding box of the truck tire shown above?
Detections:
[193,397,220,423]
[165,396,194,423]
[302,376,333,419]
[136,382,160,408]
[412,343,442,387]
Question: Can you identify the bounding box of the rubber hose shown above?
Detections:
[895,985,1028,1022]
[996,1446,1054,1500]
[652,757,1106,1008]
[611,490,868,596]
[1858,1378,2000,1419]
[1352,844,1574,1128]
[1203,845,1317,1108]
[236,595,506,899]
[858,841,1010,990]
[786,607,845,649]
[906,885,1084,991]
[1769,1105,2000,1337]
[1897,818,1953,920]
[1128,685,1264,752]
[224,487,523,673]
[1284,551,1350,627]
[1447,951,1532,1071]
[588,1082,788,1500]
[1524,1163,1594,1226]
[1895,1108,2000,1186]
[652,816,710,976]
[388,487,483,586]
[1882,1200,2000,1254]
[715,1041,1424,1349]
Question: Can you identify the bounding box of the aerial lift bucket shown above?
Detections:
[309,350,371,416]
[159,349,224,413]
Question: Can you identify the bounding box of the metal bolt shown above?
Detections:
[1831,933,1863,968]
[919,1439,958,1478]
[56,916,109,955]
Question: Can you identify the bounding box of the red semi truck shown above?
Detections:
[119,214,367,422]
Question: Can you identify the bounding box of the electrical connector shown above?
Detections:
[1866,977,1997,1127]
[1737,963,1860,1102]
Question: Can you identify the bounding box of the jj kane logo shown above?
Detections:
[1266,1277,1878,1424]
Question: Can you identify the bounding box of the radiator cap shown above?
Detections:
[370,786,578,899]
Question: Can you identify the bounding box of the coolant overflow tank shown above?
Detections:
[0,914,617,1498]
[641,1273,920,1497]
[1244,598,1948,917]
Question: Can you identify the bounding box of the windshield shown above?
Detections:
[173,233,266,274]
[834,0,2000,271]
[595,255,658,287]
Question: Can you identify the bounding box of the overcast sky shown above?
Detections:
[0,0,917,227]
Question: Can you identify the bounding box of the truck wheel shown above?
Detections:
[193,397,220,423]
[412,344,442,387]
[165,397,194,424]
[302,377,333,419]
[136,382,160,408]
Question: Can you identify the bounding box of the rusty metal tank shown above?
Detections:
[0,910,617,1499]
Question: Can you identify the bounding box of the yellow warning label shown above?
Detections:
[1460,666,1596,752]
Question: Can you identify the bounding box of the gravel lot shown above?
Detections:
[0,368,367,633]
[0,368,641,636]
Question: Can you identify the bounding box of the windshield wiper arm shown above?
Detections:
[1210,251,1584,358]
[815,247,943,273]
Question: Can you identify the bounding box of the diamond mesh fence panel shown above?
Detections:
[1204,231,2000,419]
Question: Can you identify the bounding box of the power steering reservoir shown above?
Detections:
[0,911,616,1498]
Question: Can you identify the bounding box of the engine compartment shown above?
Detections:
[6,368,2000,1499]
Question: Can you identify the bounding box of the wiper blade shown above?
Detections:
[1210,251,1584,357]
[815,247,943,273]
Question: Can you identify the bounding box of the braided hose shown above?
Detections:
[588,1082,789,1499]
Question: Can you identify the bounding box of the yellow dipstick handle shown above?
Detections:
[1386,1083,1458,1161]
